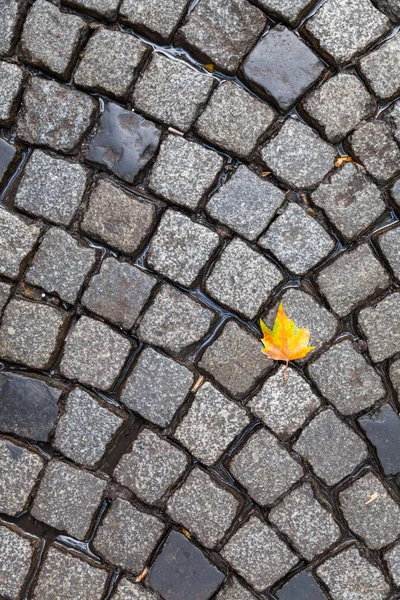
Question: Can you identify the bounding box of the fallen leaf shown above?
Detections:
[335,156,353,168]
[262,171,271,177]
[260,303,315,380]
[204,63,214,72]
[191,375,204,393]
[182,528,191,539]
[365,492,379,505]
[136,567,148,582]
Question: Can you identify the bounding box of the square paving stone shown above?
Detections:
[391,358,400,392]
[349,121,400,184]
[259,203,334,274]
[0,60,23,127]
[138,285,216,354]
[54,387,123,467]
[26,227,97,304]
[379,226,400,280]
[148,134,224,210]
[196,81,276,158]
[309,340,385,414]
[386,543,400,586]
[229,428,303,505]
[60,316,132,390]
[148,531,224,600]
[120,347,194,426]
[302,73,375,143]
[359,32,400,99]
[31,459,106,539]
[0,207,41,279]
[249,366,320,439]
[82,257,156,330]
[20,0,86,79]
[147,210,220,287]
[269,482,341,560]
[63,0,120,20]
[133,53,214,132]
[199,320,271,399]
[359,404,400,476]
[276,570,328,600]
[0,437,44,515]
[311,163,386,240]
[85,102,161,183]
[261,118,336,189]
[206,165,285,241]
[93,497,165,573]
[0,524,36,600]
[120,0,189,41]
[221,516,299,591]
[358,293,400,362]
[257,0,316,24]
[114,428,188,504]
[167,467,239,547]
[32,545,110,600]
[0,137,18,185]
[385,99,400,144]
[113,577,160,600]
[15,149,88,226]
[205,238,283,318]
[74,29,149,99]
[317,244,390,316]
[304,0,390,64]
[0,371,61,442]
[177,0,266,73]
[0,0,25,56]
[81,179,156,254]
[294,409,368,485]
[173,381,249,465]
[0,299,66,369]
[241,25,324,112]
[317,546,390,600]
[216,577,256,600]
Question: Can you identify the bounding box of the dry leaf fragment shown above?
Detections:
[182,528,191,539]
[335,156,353,167]
[262,171,271,177]
[365,492,379,505]
[204,63,214,72]
[191,375,204,393]
[136,567,148,582]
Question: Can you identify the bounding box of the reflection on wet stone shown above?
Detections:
[359,404,400,476]
[0,138,18,185]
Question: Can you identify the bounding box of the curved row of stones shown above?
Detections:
[1,0,400,599]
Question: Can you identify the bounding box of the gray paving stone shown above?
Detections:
[256,0,315,24]
[391,358,400,393]
[81,179,156,254]
[54,387,123,467]
[121,347,194,426]
[349,121,400,184]
[75,29,149,99]
[93,497,165,573]
[0,207,41,279]
[386,543,400,586]
[82,257,156,330]
[317,244,390,316]
[276,570,328,600]
[0,299,66,369]
[138,285,215,354]
[113,577,160,600]
[0,137,18,185]
[148,134,224,210]
[0,281,11,313]
[177,0,266,73]
[20,0,86,79]
[305,0,390,64]
[196,82,276,158]
[26,227,96,304]
[174,381,249,465]
[120,0,189,41]
[114,428,188,504]
[294,409,368,485]
[32,546,109,600]
[0,61,23,127]
[0,524,35,600]
[358,292,400,362]
[229,428,303,504]
[339,471,400,549]
[63,0,120,20]
[133,53,214,132]
[215,577,256,600]
[302,73,375,142]
[259,203,334,274]
[17,78,97,154]
[270,482,341,560]
[221,516,299,591]
[261,118,336,189]
[31,459,106,539]
[0,0,24,56]
[309,340,385,414]
[379,226,400,280]
[311,163,386,240]
[60,316,132,391]
[249,366,320,439]
[206,165,285,241]
[167,468,239,547]
[359,404,400,476]
[241,26,324,111]
[0,438,44,515]
[386,99,400,143]
[199,321,271,399]
[147,210,220,287]
[317,546,390,600]
[15,150,88,226]
[360,32,400,99]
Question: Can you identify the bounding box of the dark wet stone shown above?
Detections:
[0,138,17,185]
[148,531,224,600]
[359,404,400,476]
[276,571,328,600]
[0,372,61,442]
[241,25,324,111]
[86,102,161,183]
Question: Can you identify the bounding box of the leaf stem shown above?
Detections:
[283,360,289,381]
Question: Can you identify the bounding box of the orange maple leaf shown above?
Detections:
[260,302,315,380]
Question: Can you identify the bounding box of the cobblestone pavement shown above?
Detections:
[1,0,400,599]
